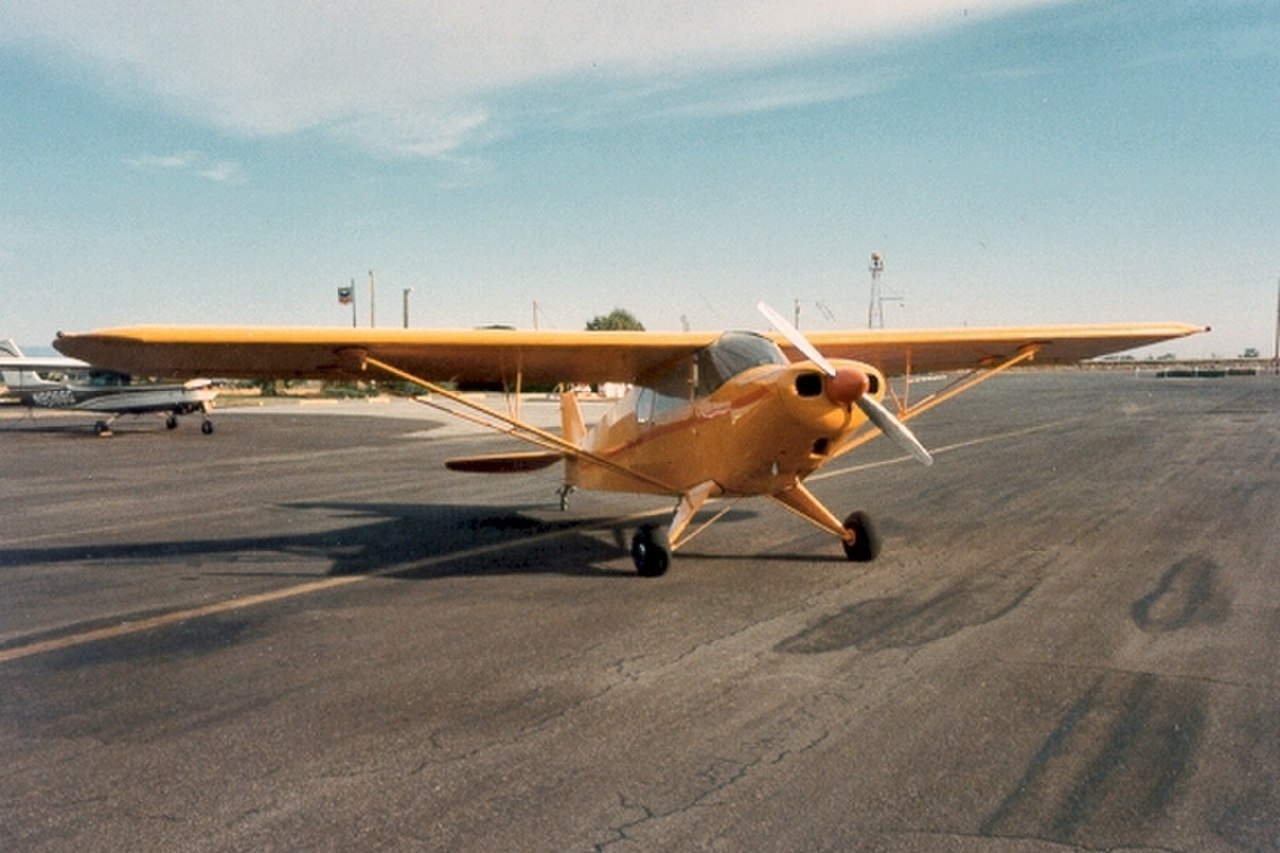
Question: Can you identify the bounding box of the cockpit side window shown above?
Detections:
[89,370,130,388]
[695,332,787,396]
[635,357,695,423]
[633,332,786,423]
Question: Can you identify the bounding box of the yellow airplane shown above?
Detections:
[54,308,1203,575]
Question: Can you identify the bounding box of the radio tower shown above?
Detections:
[868,252,884,328]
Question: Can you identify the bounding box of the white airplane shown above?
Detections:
[0,339,216,435]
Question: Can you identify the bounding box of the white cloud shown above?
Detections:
[328,107,494,159]
[199,161,248,184]
[127,151,246,183]
[4,1,1069,157]
[640,69,903,121]
[125,152,200,170]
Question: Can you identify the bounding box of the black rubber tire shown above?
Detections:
[842,510,881,562]
[631,524,672,577]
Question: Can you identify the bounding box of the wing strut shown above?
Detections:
[360,354,681,495]
[833,344,1042,461]
[897,343,1042,423]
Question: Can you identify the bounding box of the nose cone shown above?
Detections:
[826,368,870,406]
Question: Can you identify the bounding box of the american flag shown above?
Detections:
[337,286,353,305]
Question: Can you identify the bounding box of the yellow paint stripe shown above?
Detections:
[0,509,665,666]
[0,576,364,665]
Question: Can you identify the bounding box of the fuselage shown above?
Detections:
[5,370,214,415]
[568,332,883,497]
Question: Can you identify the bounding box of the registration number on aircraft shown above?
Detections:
[31,389,77,408]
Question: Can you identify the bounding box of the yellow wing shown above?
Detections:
[53,326,716,385]
[53,322,1205,384]
[801,323,1207,375]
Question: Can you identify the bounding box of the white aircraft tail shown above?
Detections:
[0,339,65,390]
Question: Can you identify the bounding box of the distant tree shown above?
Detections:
[585,308,645,331]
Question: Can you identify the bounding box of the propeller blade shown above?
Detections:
[758,300,933,467]
[756,301,836,377]
[856,395,934,467]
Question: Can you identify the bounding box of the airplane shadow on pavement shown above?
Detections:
[0,502,762,581]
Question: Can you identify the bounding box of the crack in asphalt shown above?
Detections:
[592,725,833,850]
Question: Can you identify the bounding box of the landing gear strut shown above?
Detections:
[842,510,881,562]
[631,524,671,577]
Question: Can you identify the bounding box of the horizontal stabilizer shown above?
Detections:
[446,451,565,474]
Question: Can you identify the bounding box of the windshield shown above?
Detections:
[695,332,787,396]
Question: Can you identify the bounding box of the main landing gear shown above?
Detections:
[842,510,881,562]
[165,414,214,434]
[628,510,880,577]
[630,524,671,577]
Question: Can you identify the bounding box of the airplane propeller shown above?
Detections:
[757,302,934,467]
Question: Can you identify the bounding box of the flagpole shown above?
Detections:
[350,278,357,328]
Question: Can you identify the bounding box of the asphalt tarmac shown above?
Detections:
[2,372,1278,851]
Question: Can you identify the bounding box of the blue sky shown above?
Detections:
[2,1,1276,357]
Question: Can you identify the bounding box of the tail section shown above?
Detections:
[559,388,589,490]
[1,340,54,391]
[1,339,84,395]
[1,340,18,390]
[445,451,564,473]
[560,388,586,446]
[441,390,588,477]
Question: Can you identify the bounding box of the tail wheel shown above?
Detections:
[201,420,214,435]
[631,524,671,577]
[842,511,881,562]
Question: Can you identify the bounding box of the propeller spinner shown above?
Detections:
[757,301,933,467]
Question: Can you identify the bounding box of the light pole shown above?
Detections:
[1274,277,1279,374]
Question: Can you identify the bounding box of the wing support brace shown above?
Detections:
[895,343,1042,422]
[832,343,1043,461]
[356,353,681,496]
